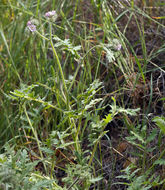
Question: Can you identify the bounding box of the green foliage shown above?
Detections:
[0,145,36,189]
[53,36,81,58]
[117,163,165,190]
[48,129,75,149]
[153,116,165,135]
[117,164,152,190]
[104,97,140,124]
[120,121,165,189]
[63,152,101,190]
[126,125,158,149]
[0,144,63,190]
[1,0,165,189]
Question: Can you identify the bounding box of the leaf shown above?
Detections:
[0,154,7,164]
[53,36,81,57]
[154,159,165,166]
[89,176,103,183]
[153,116,165,134]
[103,113,113,124]
[21,149,28,160]
[130,131,145,144]
[31,179,54,190]
[146,129,157,143]
[40,147,54,155]
[57,141,76,149]
[117,107,140,116]
[103,46,115,62]
[85,98,103,110]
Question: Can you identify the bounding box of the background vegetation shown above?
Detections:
[0,0,165,189]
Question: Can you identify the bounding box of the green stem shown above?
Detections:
[70,117,80,153]
[88,140,98,166]
[36,23,80,153]
[36,0,40,16]
[24,104,47,173]
[49,23,69,109]
[48,23,80,153]
[75,114,83,153]
[35,31,49,41]
[73,0,79,22]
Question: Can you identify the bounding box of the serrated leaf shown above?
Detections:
[31,179,54,190]
[146,129,157,143]
[85,98,102,110]
[154,159,165,166]
[103,113,113,124]
[130,131,145,144]
[40,147,54,155]
[117,107,140,116]
[89,176,103,183]
[57,141,76,149]
[104,47,115,62]
[153,116,165,134]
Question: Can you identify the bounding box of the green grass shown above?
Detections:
[0,0,165,189]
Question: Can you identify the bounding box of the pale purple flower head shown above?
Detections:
[116,44,122,51]
[27,21,32,26]
[45,10,57,22]
[45,10,56,18]
[27,21,36,32]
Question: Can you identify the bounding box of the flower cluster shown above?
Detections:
[27,21,36,32]
[27,11,57,32]
[112,39,122,51]
[45,10,56,17]
[115,44,122,51]
[45,10,57,22]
